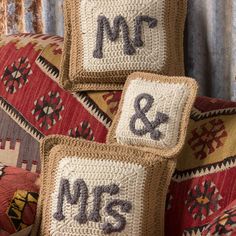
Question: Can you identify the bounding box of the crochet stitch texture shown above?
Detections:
[32,73,197,236]
[108,72,198,156]
[32,137,175,236]
[60,0,187,91]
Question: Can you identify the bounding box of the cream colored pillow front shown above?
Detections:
[60,0,187,91]
[31,137,176,236]
[108,72,198,157]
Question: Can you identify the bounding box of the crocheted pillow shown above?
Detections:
[107,72,198,157]
[32,136,176,236]
[60,0,187,91]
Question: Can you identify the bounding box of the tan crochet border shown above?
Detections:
[59,0,187,91]
[174,0,187,75]
[107,72,198,157]
[31,135,176,236]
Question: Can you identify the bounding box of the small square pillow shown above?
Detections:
[60,0,187,91]
[107,72,198,157]
[32,136,177,236]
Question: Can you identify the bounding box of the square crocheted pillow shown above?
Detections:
[60,0,187,91]
[107,72,198,157]
[31,136,176,236]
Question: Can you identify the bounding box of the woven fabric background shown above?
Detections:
[0,0,235,100]
[0,163,39,234]
[0,34,235,235]
[185,0,236,101]
[0,34,121,173]
[201,199,236,235]
[166,96,236,235]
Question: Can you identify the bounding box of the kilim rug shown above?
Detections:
[202,199,236,235]
[165,96,236,235]
[0,34,121,172]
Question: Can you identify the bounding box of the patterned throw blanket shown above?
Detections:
[0,34,235,235]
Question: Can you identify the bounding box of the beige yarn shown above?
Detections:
[32,72,197,236]
[116,79,190,149]
[60,0,188,91]
[107,72,198,157]
[47,156,146,235]
[31,136,176,236]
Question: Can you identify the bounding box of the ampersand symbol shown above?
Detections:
[129,93,169,140]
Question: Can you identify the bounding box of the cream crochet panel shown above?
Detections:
[48,157,146,235]
[60,0,187,91]
[108,72,198,157]
[80,0,165,72]
[31,137,175,236]
[116,79,190,149]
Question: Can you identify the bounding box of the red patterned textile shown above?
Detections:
[0,34,121,236]
[0,34,121,172]
[165,96,236,235]
[202,199,236,235]
[0,34,236,235]
[0,34,106,140]
[0,163,39,234]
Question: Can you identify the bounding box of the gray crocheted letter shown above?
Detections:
[53,178,89,224]
[93,15,136,58]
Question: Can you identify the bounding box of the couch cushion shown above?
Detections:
[107,72,198,156]
[0,163,39,235]
[0,34,121,172]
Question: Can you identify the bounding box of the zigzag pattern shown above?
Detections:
[172,156,236,182]
[36,55,60,81]
[191,107,236,121]
[0,97,44,140]
[76,92,112,128]
[183,225,207,236]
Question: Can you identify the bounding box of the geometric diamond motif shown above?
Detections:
[32,91,64,130]
[203,206,236,235]
[1,57,32,94]
[7,190,39,231]
[185,180,222,221]
[68,121,94,141]
[188,119,228,160]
